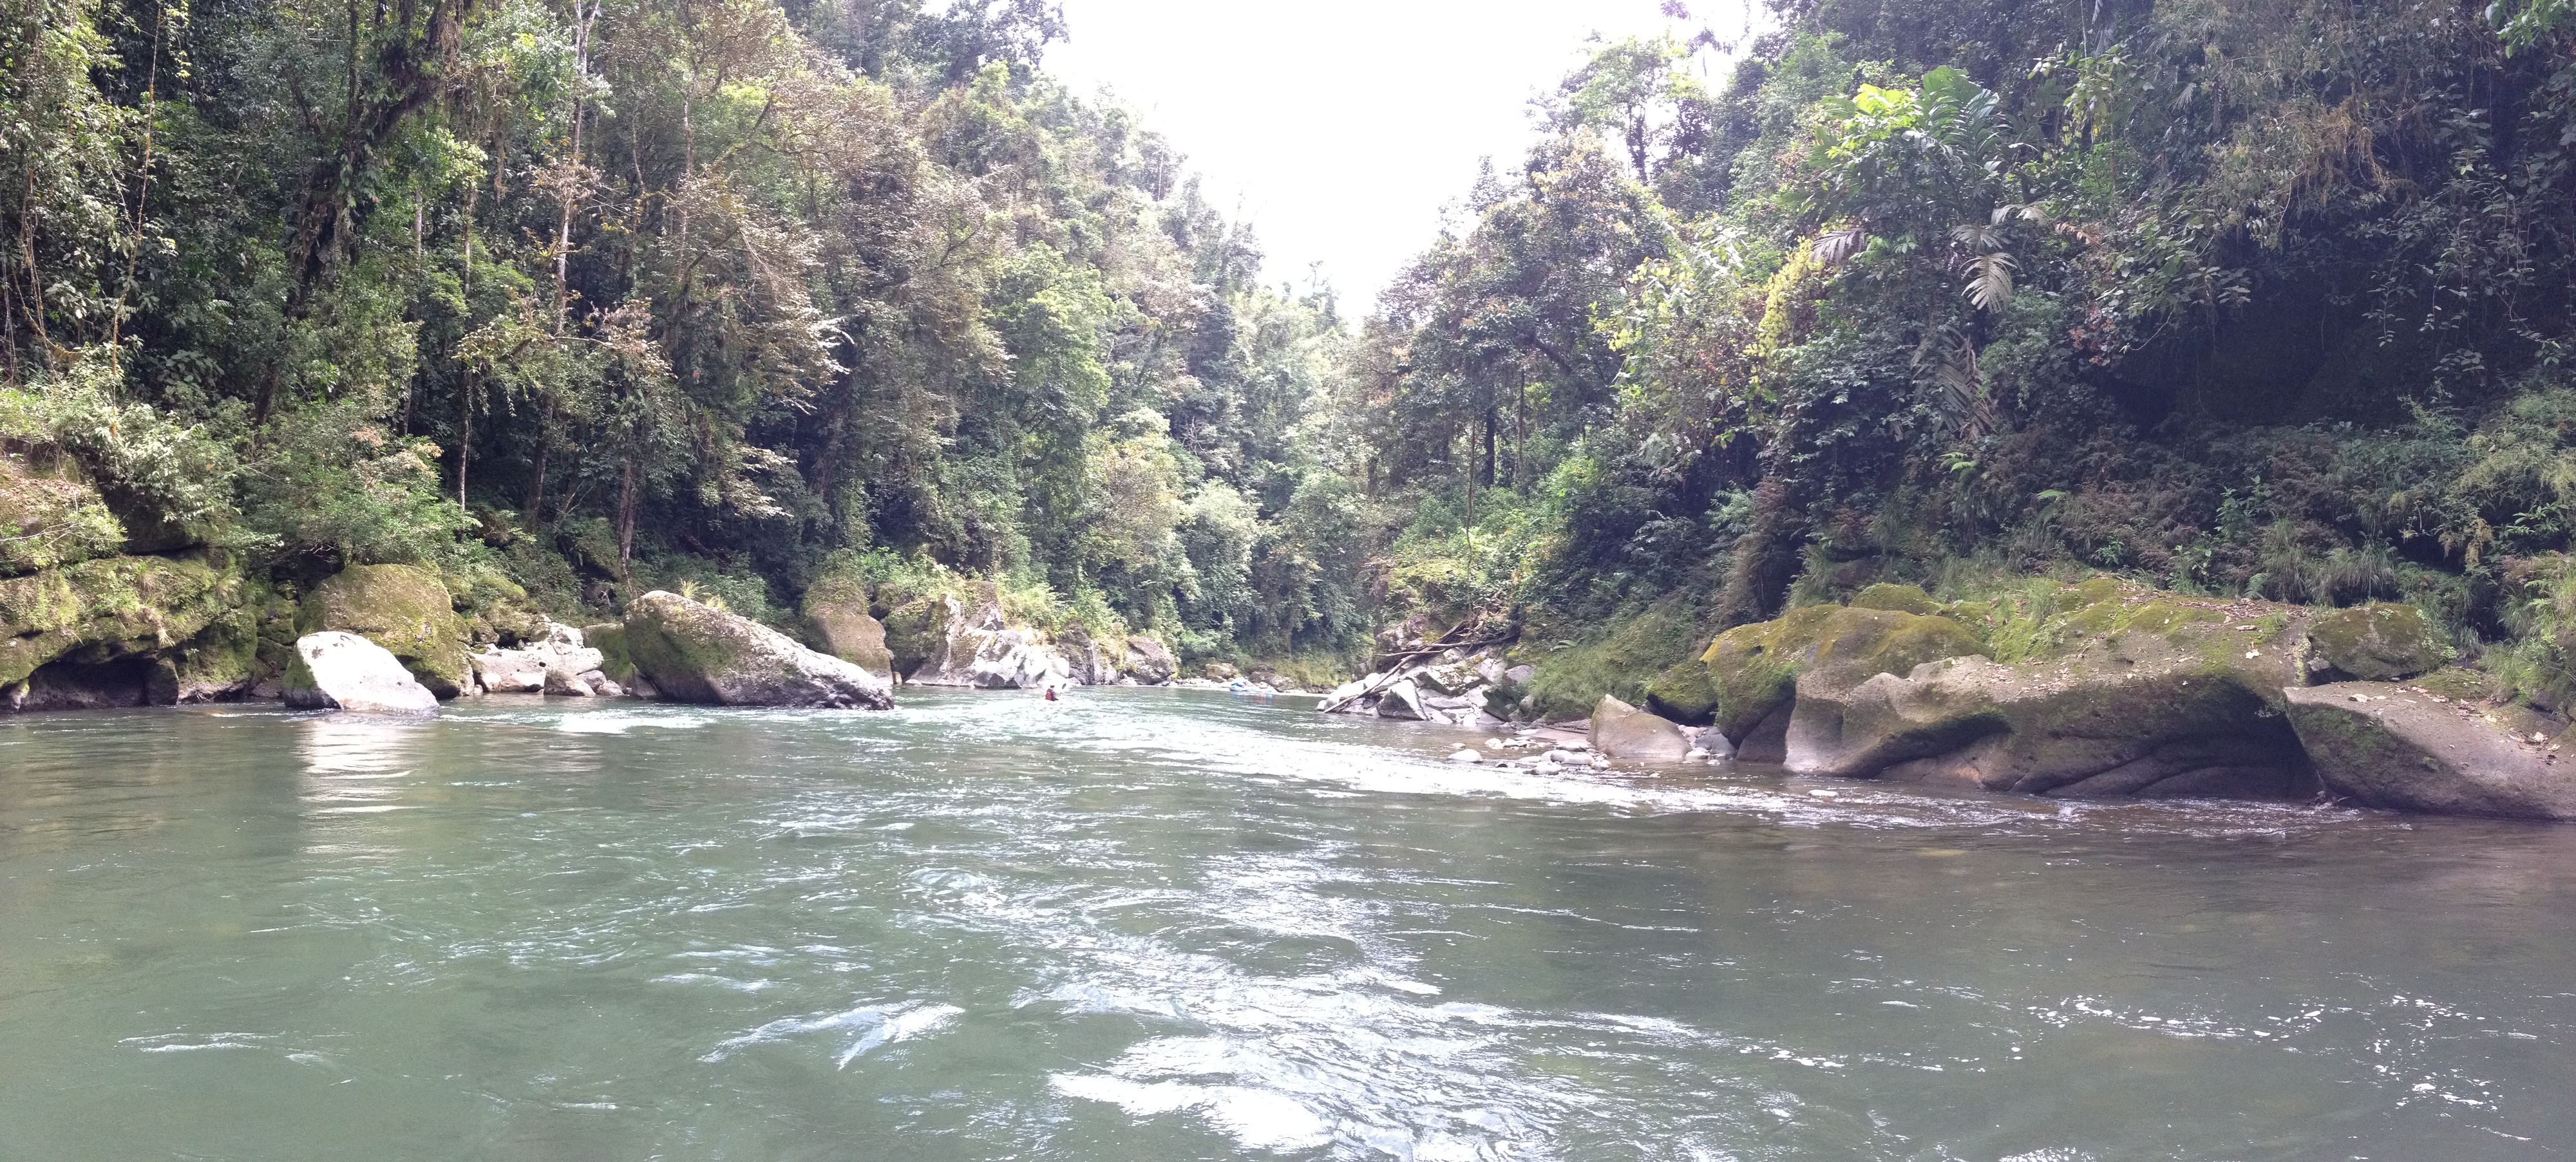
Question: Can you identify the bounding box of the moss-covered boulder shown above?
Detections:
[299,564,472,698]
[2307,602,2443,681]
[2285,682,2576,820]
[1848,583,1940,616]
[158,595,268,703]
[0,453,124,577]
[882,594,958,675]
[800,574,892,679]
[584,622,635,685]
[1642,657,1720,724]
[1697,604,1984,742]
[1775,580,2322,798]
[0,555,238,691]
[622,590,892,708]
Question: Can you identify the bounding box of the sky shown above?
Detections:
[1043,0,1759,312]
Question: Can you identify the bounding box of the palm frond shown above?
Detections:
[1812,227,1868,266]
[1962,250,2017,312]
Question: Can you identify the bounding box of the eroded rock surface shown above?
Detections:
[1699,580,2325,800]
[888,583,1074,689]
[0,555,238,699]
[2307,603,2443,681]
[2286,682,2576,820]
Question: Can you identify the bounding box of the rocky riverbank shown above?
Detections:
[1313,576,2576,823]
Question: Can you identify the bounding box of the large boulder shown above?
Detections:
[0,555,238,694]
[800,574,893,679]
[299,564,472,698]
[0,454,125,577]
[283,632,439,715]
[621,590,892,708]
[1642,657,1720,724]
[1124,635,1177,683]
[2284,682,2576,820]
[2307,603,2443,681]
[894,582,1074,689]
[1698,579,2329,799]
[1698,603,1985,742]
[1589,695,1692,762]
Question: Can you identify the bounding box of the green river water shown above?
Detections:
[3,688,2573,1159]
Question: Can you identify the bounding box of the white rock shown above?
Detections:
[471,647,549,693]
[544,665,595,697]
[1448,748,1482,763]
[285,632,438,715]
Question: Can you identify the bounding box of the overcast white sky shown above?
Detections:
[1044,1,1758,312]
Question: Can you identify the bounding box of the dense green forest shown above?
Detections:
[6,0,2576,705]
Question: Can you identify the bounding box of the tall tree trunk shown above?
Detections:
[457,366,475,508]
[615,457,639,577]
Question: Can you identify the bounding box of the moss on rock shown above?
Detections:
[1849,583,1939,616]
[584,622,635,684]
[0,554,239,688]
[299,564,473,697]
[1642,656,1721,724]
[2309,602,2443,680]
[0,453,125,577]
[800,573,893,678]
[622,590,891,707]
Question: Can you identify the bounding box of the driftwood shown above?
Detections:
[1320,617,1519,715]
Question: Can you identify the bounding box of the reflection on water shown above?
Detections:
[3,689,2575,1160]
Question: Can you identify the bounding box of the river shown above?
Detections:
[3,688,2573,1159]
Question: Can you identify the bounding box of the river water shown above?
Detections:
[4,689,2574,1160]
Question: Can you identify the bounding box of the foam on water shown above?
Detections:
[4,689,2575,1160]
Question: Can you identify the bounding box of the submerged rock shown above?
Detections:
[284,632,439,715]
[299,564,472,698]
[1589,695,1692,762]
[622,590,892,708]
[2286,682,2576,820]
